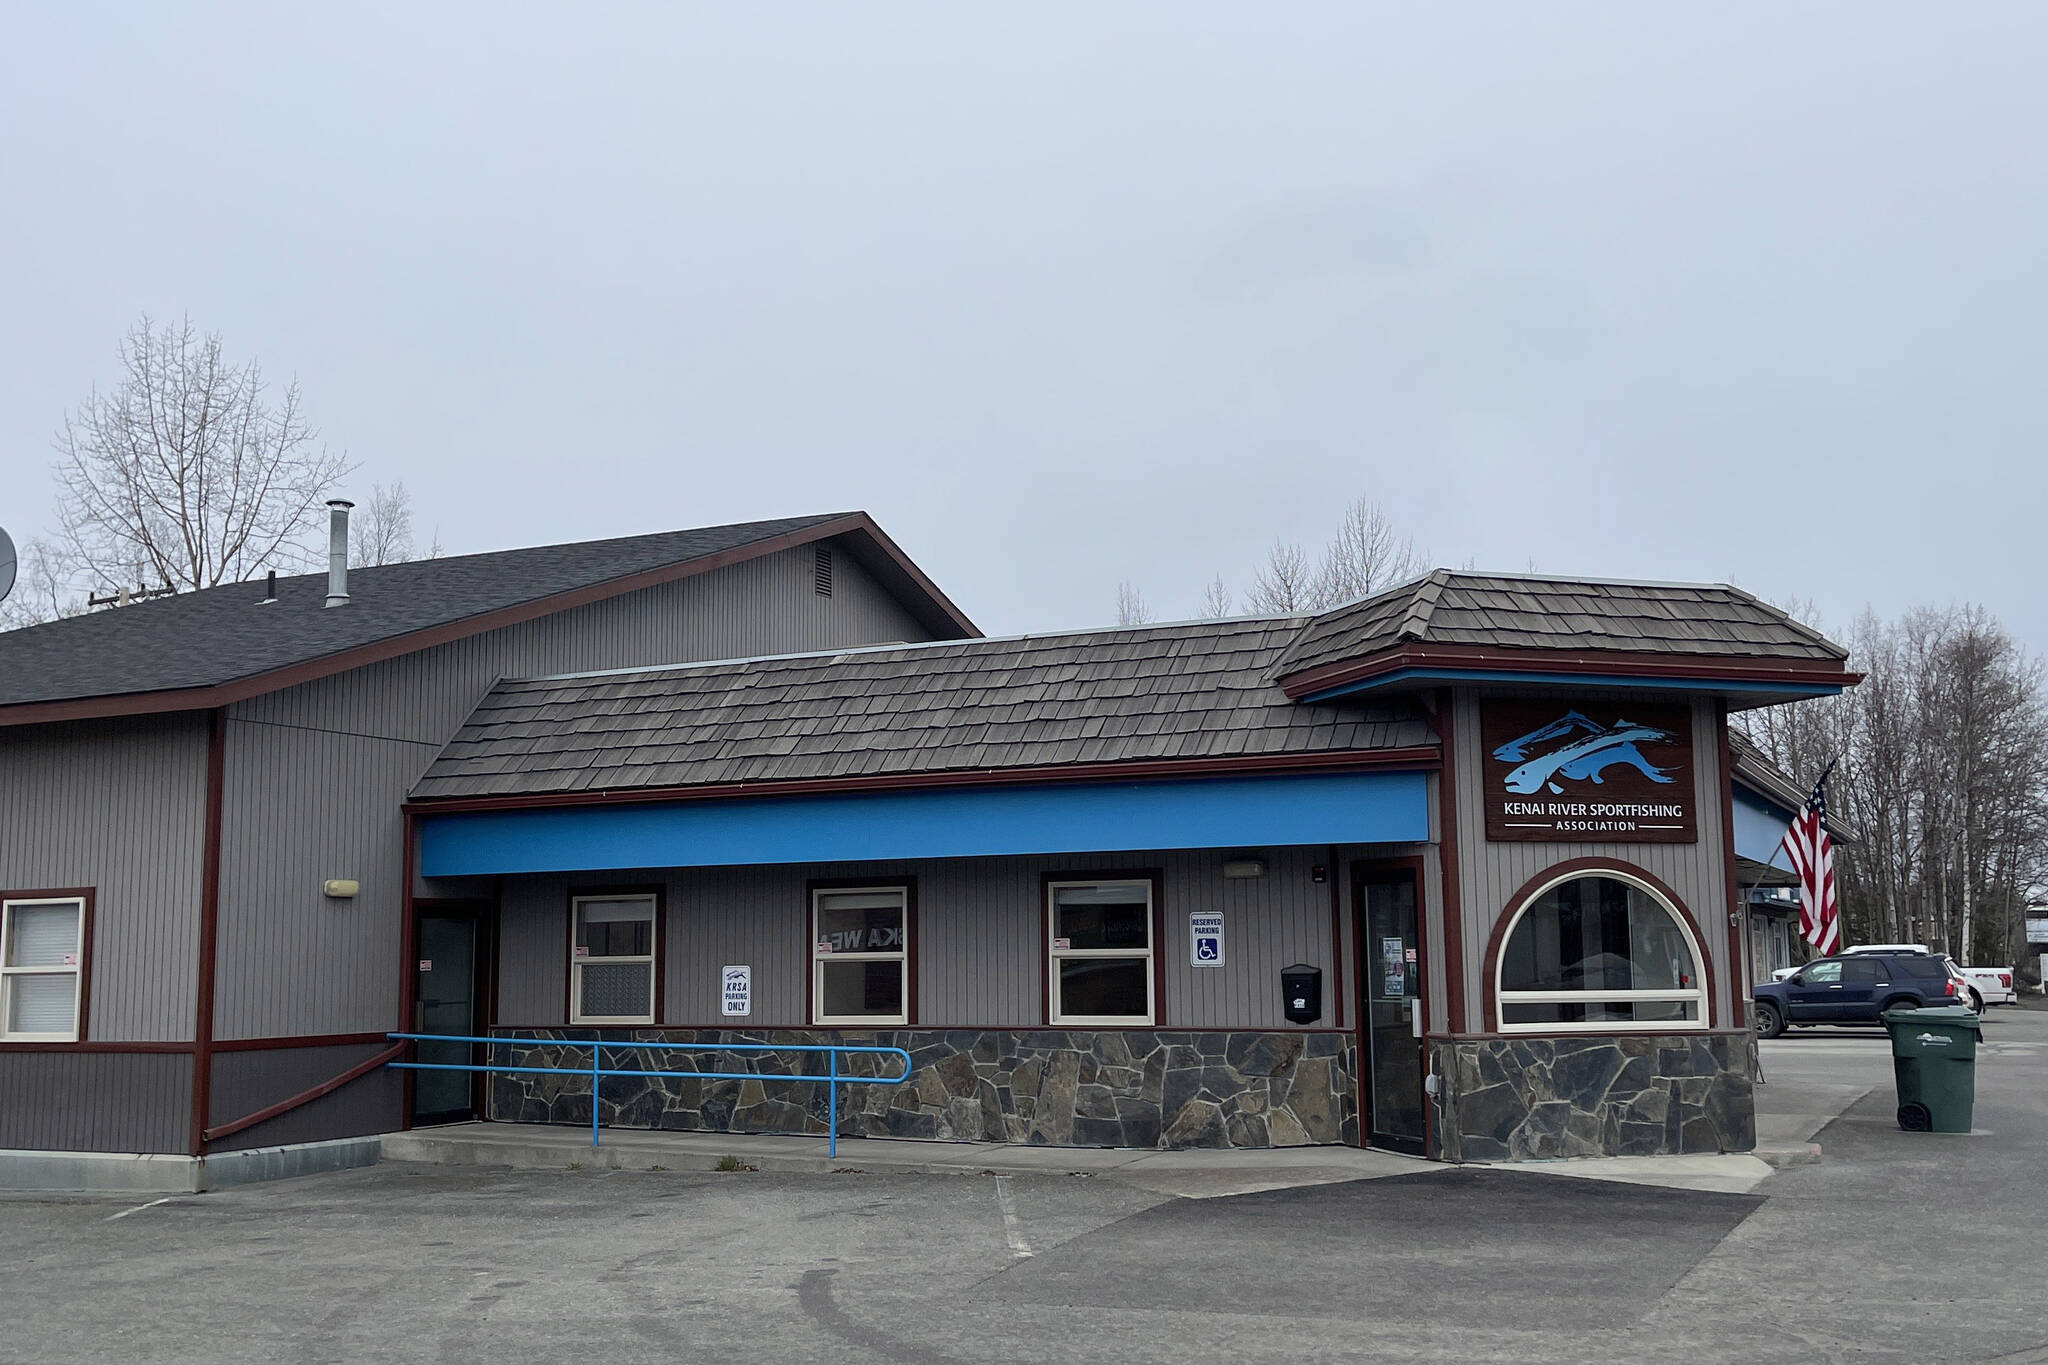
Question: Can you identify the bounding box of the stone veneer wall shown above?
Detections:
[1429,1032,1755,1161]
[486,1028,1359,1149]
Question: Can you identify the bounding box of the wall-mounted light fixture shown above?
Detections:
[323,879,360,899]
[1221,857,1267,880]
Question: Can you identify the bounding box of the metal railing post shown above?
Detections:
[591,1040,601,1149]
[828,1048,838,1159]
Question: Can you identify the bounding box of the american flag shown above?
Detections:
[1779,763,1840,955]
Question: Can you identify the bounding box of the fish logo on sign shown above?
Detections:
[1491,711,1679,795]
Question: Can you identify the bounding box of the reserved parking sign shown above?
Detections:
[1190,911,1225,967]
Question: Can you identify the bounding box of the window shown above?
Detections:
[1048,880,1154,1025]
[1843,959,1888,984]
[2,897,86,1042]
[571,894,656,1024]
[1497,872,1706,1031]
[811,887,909,1025]
[1801,961,1843,984]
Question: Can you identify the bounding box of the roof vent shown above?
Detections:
[325,499,354,608]
[813,544,833,597]
[260,569,277,604]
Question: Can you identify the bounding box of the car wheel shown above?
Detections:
[1966,988,1984,1012]
[1754,1001,1785,1039]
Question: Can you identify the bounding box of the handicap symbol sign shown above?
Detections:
[1188,911,1225,967]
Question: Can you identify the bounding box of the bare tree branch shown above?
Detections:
[1313,495,1426,607]
[45,315,355,598]
[1243,540,1316,613]
[1200,575,1233,618]
[350,482,420,566]
[1115,580,1152,627]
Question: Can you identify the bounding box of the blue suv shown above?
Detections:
[1752,951,1962,1038]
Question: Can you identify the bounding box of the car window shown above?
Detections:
[1844,959,1886,983]
[1802,961,1843,984]
[1898,957,1943,980]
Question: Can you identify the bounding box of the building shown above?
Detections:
[1727,730,1856,980]
[0,510,973,1174]
[0,514,1860,1180]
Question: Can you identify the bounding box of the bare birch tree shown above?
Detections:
[1199,576,1233,618]
[47,315,354,597]
[349,481,439,566]
[1742,602,2048,972]
[1315,495,1426,605]
[1115,580,1152,627]
[1243,540,1318,613]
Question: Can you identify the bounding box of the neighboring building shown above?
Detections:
[1,536,1860,1176]
[0,510,974,1171]
[1726,731,1856,979]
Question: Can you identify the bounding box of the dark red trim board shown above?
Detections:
[203,1040,409,1143]
[1717,704,1747,1029]
[1279,644,1861,701]
[1435,691,1467,1032]
[189,709,225,1156]
[1478,856,1720,1033]
[0,515,979,731]
[405,747,1442,816]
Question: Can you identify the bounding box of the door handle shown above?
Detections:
[1410,999,1423,1038]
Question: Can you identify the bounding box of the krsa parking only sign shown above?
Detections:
[1189,911,1225,967]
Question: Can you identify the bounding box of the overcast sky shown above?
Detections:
[3,4,2043,647]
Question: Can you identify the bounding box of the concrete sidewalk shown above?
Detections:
[381,1121,1440,1199]
[381,1120,1776,1196]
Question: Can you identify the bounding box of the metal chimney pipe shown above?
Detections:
[325,500,354,608]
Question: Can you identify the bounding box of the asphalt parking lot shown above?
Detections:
[4,1005,2042,1365]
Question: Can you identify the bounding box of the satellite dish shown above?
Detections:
[0,525,15,605]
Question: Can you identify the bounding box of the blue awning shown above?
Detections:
[417,771,1431,877]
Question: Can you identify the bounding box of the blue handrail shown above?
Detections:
[386,1032,914,1157]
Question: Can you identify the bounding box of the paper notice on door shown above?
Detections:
[1382,936,1405,997]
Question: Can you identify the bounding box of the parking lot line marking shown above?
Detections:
[106,1197,174,1222]
[992,1175,1033,1258]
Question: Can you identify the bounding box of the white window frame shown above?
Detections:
[810,885,910,1027]
[570,894,657,1026]
[1495,869,1708,1034]
[2,896,86,1043]
[1047,878,1156,1027]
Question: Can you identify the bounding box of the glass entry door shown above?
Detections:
[1357,866,1425,1154]
[414,912,480,1124]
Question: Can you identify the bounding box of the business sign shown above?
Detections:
[1480,701,1697,843]
[720,965,751,1016]
[1189,911,1225,967]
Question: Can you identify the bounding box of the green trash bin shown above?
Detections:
[1881,1005,1982,1133]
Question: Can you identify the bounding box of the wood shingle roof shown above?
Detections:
[411,618,1436,801]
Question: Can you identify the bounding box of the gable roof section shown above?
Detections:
[0,511,977,726]
[1729,728,1856,843]
[1273,570,1855,702]
[409,618,1437,806]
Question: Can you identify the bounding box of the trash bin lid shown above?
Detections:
[1881,1005,1983,1033]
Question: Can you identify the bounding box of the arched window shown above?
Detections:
[1496,871,1707,1031]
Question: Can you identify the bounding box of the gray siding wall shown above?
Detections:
[216,543,935,1039]
[208,1043,402,1152]
[0,1052,193,1153]
[496,844,1432,1033]
[1449,690,1733,1033]
[0,715,210,1041]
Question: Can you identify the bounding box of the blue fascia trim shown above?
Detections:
[1300,667,1844,704]
[417,771,1431,878]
